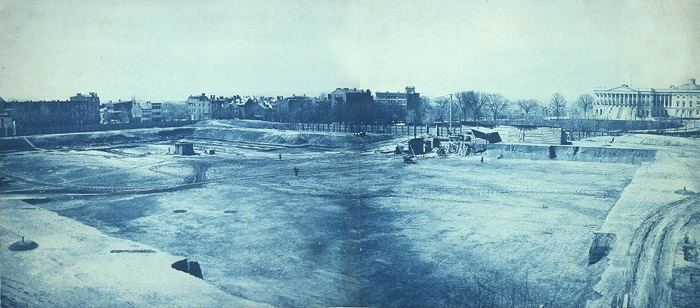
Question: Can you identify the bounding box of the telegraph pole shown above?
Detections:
[449,93,453,135]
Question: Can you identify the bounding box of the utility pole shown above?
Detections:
[449,93,453,135]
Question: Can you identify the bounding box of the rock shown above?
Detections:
[172,258,189,272]
[589,233,616,265]
[682,243,698,262]
[171,258,203,279]
[188,261,203,279]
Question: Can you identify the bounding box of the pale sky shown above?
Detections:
[1,0,698,103]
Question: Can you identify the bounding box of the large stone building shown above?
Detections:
[132,102,154,122]
[187,93,212,121]
[0,92,101,132]
[375,86,421,123]
[232,96,274,120]
[593,78,700,120]
[102,99,134,124]
[187,93,229,120]
[150,102,163,122]
[329,88,374,106]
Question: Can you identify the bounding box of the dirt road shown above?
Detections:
[625,195,700,307]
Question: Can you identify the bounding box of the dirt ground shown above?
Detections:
[1,137,639,308]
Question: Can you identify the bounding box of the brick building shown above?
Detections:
[375,86,421,123]
[329,88,374,106]
[102,99,134,124]
[0,92,100,132]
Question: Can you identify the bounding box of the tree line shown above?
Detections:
[422,91,596,124]
[254,91,598,125]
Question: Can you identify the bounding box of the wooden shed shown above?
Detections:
[175,142,195,155]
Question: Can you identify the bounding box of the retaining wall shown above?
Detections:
[483,143,657,165]
[192,127,394,148]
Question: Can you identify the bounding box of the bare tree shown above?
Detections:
[549,93,567,120]
[475,92,489,121]
[454,91,468,121]
[434,96,451,122]
[576,94,594,119]
[406,109,418,125]
[455,91,484,122]
[422,103,437,125]
[486,93,509,121]
[517,99,539,118]
[162,102,190,121]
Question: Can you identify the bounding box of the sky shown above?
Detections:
[0,0,698,103]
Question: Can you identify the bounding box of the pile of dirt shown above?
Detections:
[1,128,195,151]
[1,120,396,151]
[8,238,38,251]
[0,138,37,152]
[194,120,293,130]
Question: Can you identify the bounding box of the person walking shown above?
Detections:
[293,167,299,176]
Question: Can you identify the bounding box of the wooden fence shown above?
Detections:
[284,122,463,137]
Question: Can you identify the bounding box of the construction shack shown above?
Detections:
[408,137,425,155]
[424,138,439,153]
[429,138,440,149]
[175,142,195,155]
[471,128,502,143]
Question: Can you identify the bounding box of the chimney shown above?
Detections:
[688,78,696,85]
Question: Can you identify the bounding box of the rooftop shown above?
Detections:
[596,78,700,92]
[672,78,700,91]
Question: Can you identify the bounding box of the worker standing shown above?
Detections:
[293,167,299,176]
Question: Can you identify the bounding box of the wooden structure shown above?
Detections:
[175,142,195,155]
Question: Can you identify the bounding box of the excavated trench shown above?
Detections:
[1,124,656,308]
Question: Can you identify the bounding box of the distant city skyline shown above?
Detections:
[1,0,698,104]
